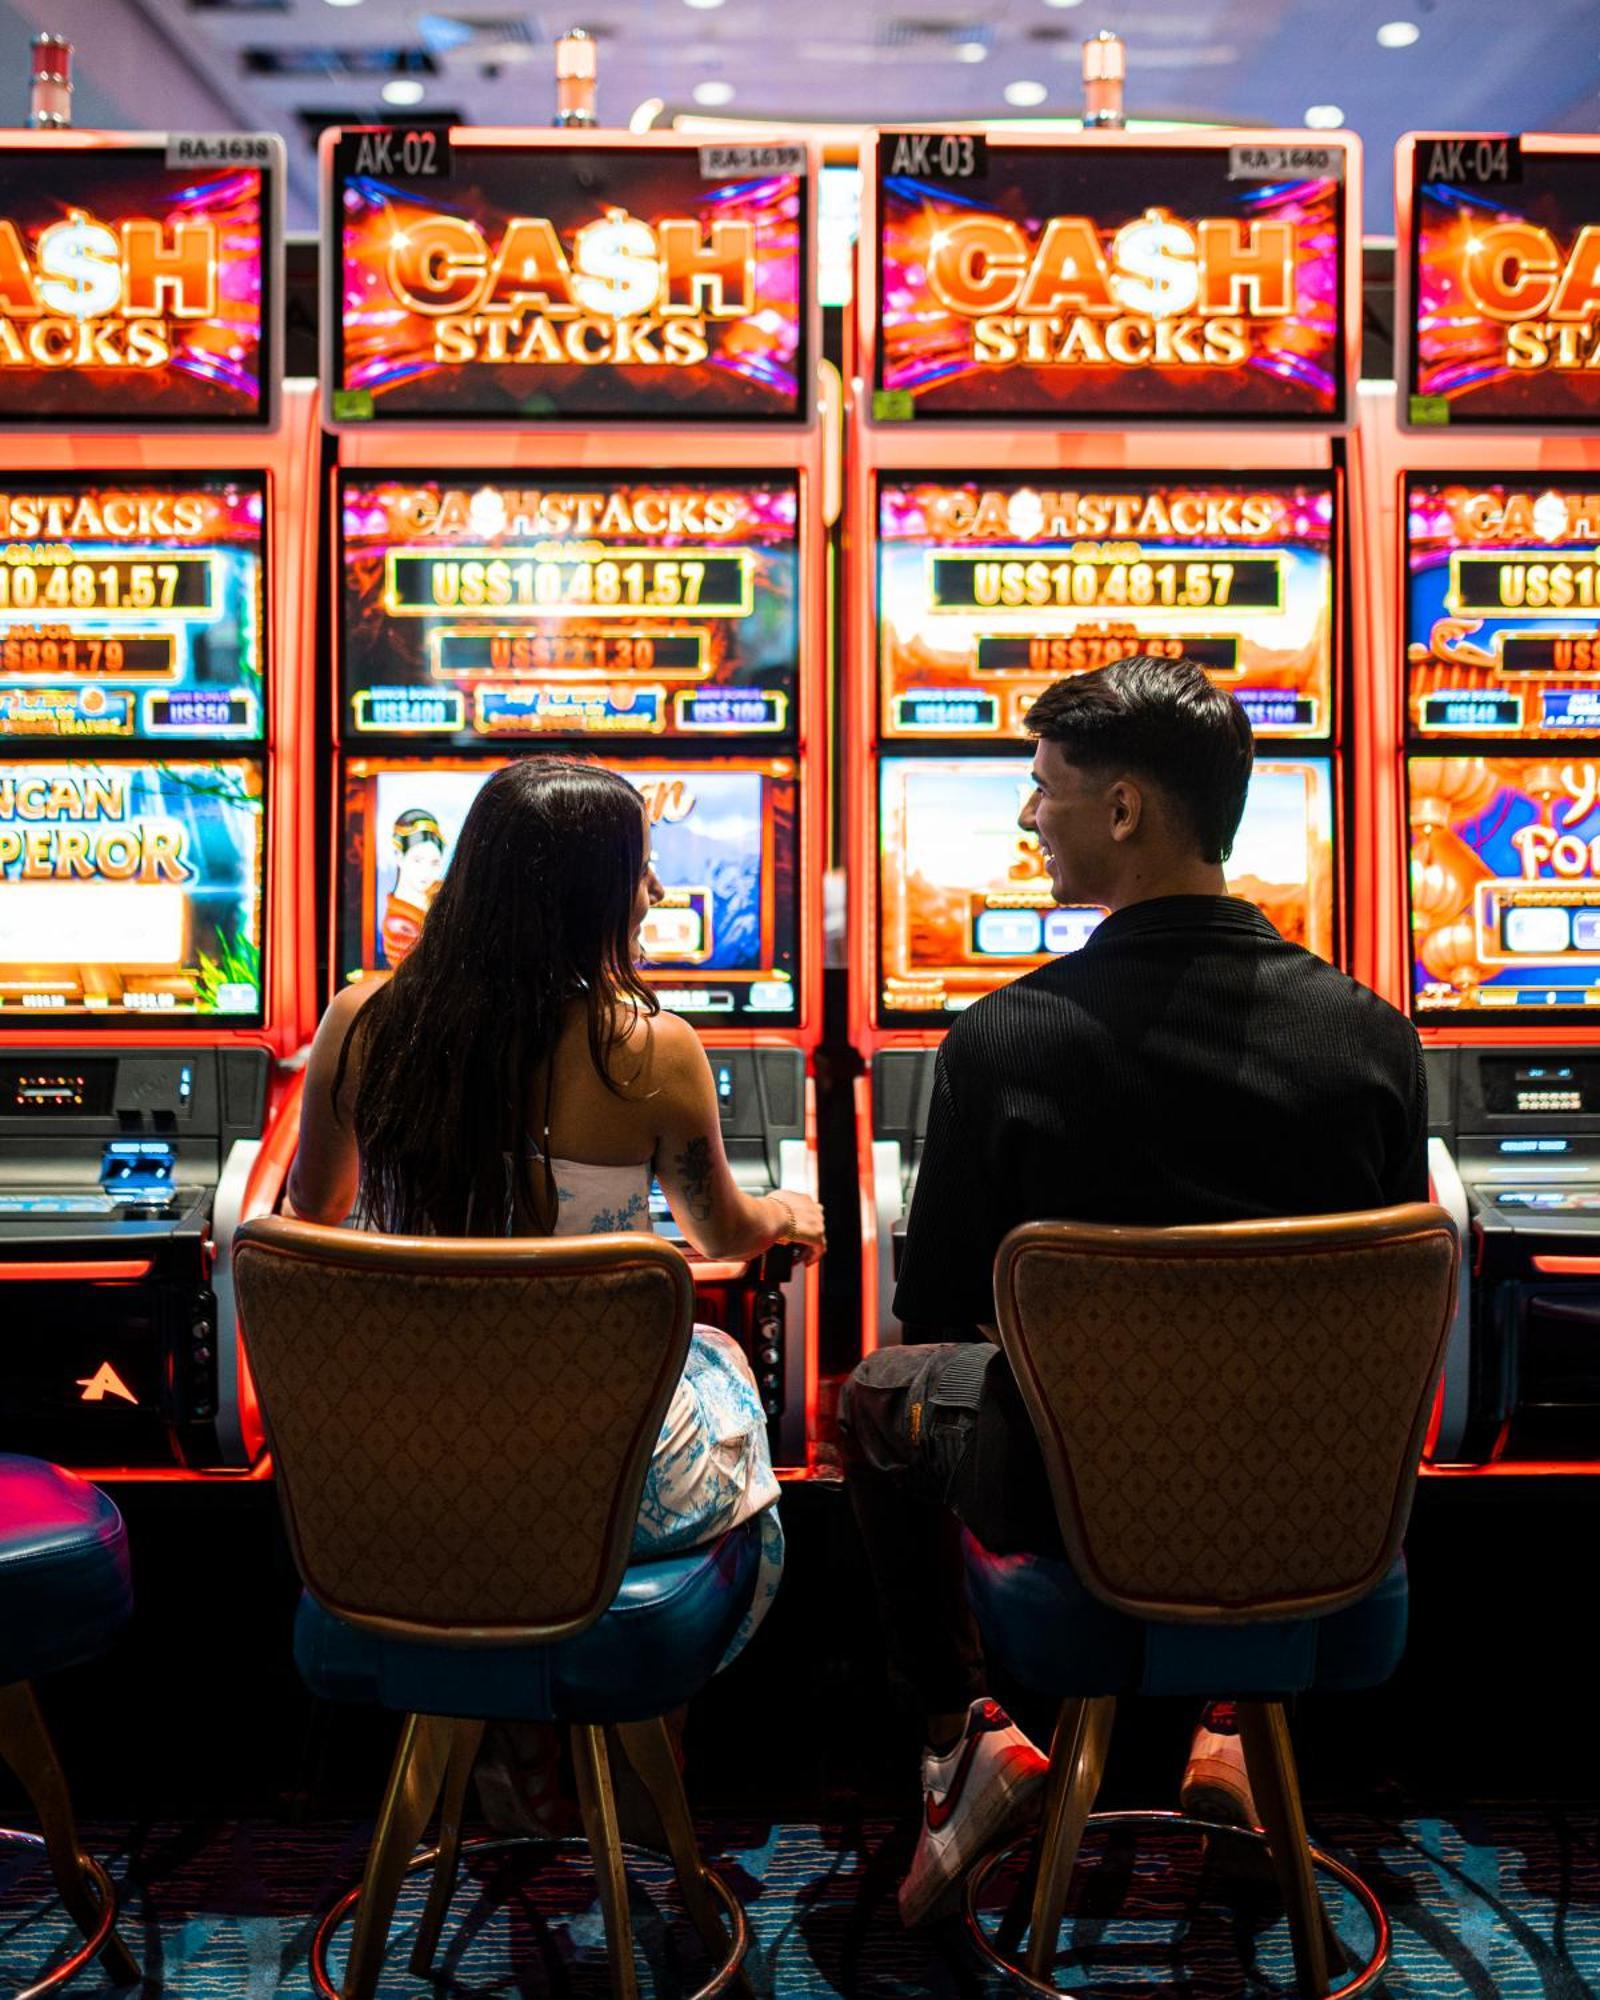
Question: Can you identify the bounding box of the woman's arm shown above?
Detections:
[650,1014,825,1262]
[286,980,379,1224]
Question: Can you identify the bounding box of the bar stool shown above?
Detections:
[960,1203,1458,1997]
[0,1454,139,1997]
[234,1216,765,2000]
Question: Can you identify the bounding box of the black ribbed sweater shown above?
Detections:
[894,895,1429,1336]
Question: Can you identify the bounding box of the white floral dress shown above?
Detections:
[541,1155,783,1664]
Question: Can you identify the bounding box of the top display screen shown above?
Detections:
[329,135,808,425]
[0,142,274,426]
[1405,139,1600,427]
[874,136,1348,424]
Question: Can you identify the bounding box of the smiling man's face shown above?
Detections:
[1018,737,1126,908]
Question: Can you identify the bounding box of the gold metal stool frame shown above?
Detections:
[0,1833,128,2000]
[309,1833,750,2000]
[964,1809,1391,2000]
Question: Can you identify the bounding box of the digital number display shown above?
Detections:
[878,475,1336,741]
[341,474,798,744]
[1406,478,1600,739]
[340,755,799,1022]
[0,759,264,1021]
[0,476,266,741]
[877,754,1335,1024]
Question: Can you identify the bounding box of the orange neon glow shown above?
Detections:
[0,1258,151,1280]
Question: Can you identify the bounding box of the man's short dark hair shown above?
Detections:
[1023,655,1255,864]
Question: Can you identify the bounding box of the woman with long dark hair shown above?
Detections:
[289,757,823,1655]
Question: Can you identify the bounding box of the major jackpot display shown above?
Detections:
[0,476,265,741]
[878,476,1335,740]
[879,755,1335,1020]
[1407,478,1600,738]
[331,138,805,423]
[1407,140,1600,425]
[0,759,264,1019]
[341,475,798,742]
[875,137,1347,423]
[0,143,272,425]
[1410,756,1600,1016]
[341,755,798,1019]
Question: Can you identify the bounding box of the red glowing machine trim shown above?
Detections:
[310,125,829,1470]
[1367,132,1600,1471]
[0,127,317,1479]
[848,125,1366,1353]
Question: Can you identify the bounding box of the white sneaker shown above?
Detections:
[898,1697,1049,1929]
[1179,1703,1260,1830]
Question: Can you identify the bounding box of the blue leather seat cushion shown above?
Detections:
[964,1532,1407,1700]
[0,1454,132,1684]
[296,1515,764,1724]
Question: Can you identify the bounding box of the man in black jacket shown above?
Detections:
[839,655,1427,1927]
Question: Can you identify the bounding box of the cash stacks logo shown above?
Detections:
[382,208,754,368]
[1449,218,1600,374]
[0,210,216,370]
[922,485,1287,541]
[921,206,1293,370]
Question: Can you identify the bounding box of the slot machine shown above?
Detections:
[297,125,828,1469]
[848,126,1364,1349]
[0,127,320,1474]
[1365,132,1600,1468]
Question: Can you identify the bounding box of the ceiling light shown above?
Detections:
[1304,103,1344,128]
[1042,0,1085,8]
[381,77,426,105]
[684,0,727,9]
[1004,78,1048,106]
[955,40,987,62]
[692,79,735,105]
[324,0,364,8]
[1376,19,1420,46]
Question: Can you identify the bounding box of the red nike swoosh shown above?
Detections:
[925,1708,1005,1833]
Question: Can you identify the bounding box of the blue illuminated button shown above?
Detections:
[1043,906,1104,954]
[1574,912,1600,951]
[893,692,999,733]
[974,909,1044,955]
[1504,906,1572,954]
[1421,693,1522,731]
[677,690,783,732]
[1238,693,1315,732]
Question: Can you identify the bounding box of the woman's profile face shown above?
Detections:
[631,815,665,960]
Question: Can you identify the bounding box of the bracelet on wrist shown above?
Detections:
[769,1194,797,1242]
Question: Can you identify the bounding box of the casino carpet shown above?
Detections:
[2,1810,1598,1997]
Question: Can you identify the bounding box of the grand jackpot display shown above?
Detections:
[1406,477,1600,738]
[0,137,279,427]
[877,473,1337,740]
[340,472,799,742]
[871,131,1355,425]
[0,474,265,741]
[1400,135,1600,428]
[326,133,809,426]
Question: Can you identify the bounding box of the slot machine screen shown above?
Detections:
[878,474,1336,741]
[0,142,274,426]
[875,137,1348,424]
[0,475,266,741]
[1409,753,1600,1020]
[339,473,798,744]
[0,758,265,1022]
[1406,141,1600,427]
[1406,477,1600,739]
[340,755,799,1022]
[879,754,1334,1023]
[330,138,806,425]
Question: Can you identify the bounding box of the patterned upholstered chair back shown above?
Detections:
[234,1217,695,1644]
[992,1204,1459,1626]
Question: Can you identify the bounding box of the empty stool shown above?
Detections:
[961,1205,1458,1997]
[0,1455,139,1996]
[234,1216,765,2000]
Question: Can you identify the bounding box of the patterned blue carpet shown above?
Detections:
[3,1810,1599,1996]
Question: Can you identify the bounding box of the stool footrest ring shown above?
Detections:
[0,1827,126,2000]
[963,1808,1390,1999]
[310,1831,749,2000]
